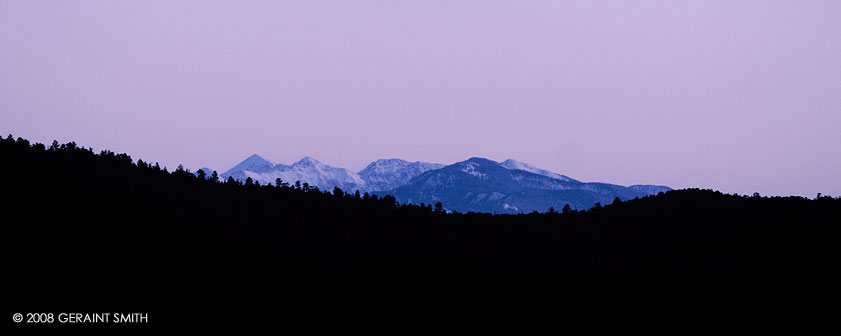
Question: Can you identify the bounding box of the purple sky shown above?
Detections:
[2,1,840,197]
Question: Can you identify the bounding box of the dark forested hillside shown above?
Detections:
[2,135,841,325]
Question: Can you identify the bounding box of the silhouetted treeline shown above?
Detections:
[3,135,841,321]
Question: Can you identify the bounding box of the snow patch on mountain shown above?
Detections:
[358,159,444,192]
[460,162,487,178]
[221,155,367,191]
[222,155,445,193]
[501,159,576,182]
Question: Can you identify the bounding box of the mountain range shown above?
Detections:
[385,158,671,213]
[207,155,671,213]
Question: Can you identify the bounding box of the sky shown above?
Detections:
[1,0,840,197]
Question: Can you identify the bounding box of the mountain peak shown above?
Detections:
[374,158,408,164]
[361,159,405,172]
[465,157,497,164]
[241,153,273,165]
[294,156,321,166]
[224,154,275,174]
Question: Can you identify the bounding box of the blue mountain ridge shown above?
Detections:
[210,155,671,213]
[373,157,670,214]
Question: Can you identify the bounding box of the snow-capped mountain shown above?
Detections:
[220,155,444,192]
[358,159,444,192]
[273,157,366,191]
[381,157,671,213]
[216,154,671,213]
[222,156,366,191]
[221,154,282,183]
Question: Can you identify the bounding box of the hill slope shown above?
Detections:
[2,136,841,318]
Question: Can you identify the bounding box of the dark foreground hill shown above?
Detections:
[2,135,841,327]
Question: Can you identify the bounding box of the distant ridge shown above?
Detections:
[384,157,670,213]
[222,156,365,191]
[215,154,670,212]
[358,159,445,192]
